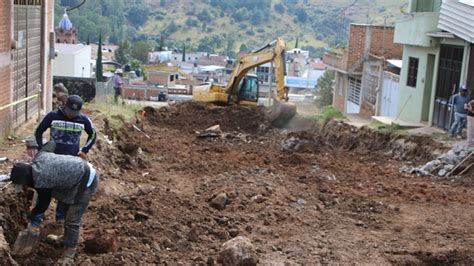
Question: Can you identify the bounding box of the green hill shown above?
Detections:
[56,0,406,58]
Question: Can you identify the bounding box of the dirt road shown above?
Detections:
[4,102,474,264]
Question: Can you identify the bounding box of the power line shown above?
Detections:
[66,0,86,12]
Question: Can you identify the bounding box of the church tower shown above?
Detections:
[55,12,77,44]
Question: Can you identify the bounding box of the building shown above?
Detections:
[0,1,55,138]
[198,54,227,67]
[171,52,205,63]
[324,24,403,118]
[53,43,92,78]
[148,71,179,87]
[55,11,77,44]
[394,0,473,130]
[149,51,172,64]
[287,48,309,77]
[287,48,310,60]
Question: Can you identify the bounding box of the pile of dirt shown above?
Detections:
[0,190,28,245]
[321,120,443,161]
[143,102,270,134]
[3,104,473,265]
[280,120,445,161]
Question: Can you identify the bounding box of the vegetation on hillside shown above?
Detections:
[56,0,405,58]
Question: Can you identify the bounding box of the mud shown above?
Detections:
[2,102,474,264]
[144,102,270,134]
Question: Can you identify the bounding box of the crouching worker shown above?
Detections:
[9,142,98,264]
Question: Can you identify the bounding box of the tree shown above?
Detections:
[131,41,151,63]
[295,37,299,49]
[163,21,179,35]
[127,5,149,27]
[96,32,103,82]
[239,43,248,52]
[130,59,142,70]
[296,8,308,23]
[250,10,264,24]
[182,44,186,62]
[185,17,198,27]
[114,39,131,65]
[225,35,236,58]
[314,70,335,107]
[232,8,249,22]
[197,10,212,21]
[198,34,224,53]
[274,3,285,13]
[158,36,165,51]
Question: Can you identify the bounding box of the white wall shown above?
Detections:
[74,46,91,78]
[53,45,92,78]
[53,53,75,77]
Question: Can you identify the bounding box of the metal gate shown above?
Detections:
[12,0,43,128]
[380,71,400,117]
[433,45,464,130]
[346,77,362,114]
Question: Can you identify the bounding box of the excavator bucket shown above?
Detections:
[267,100,297,127]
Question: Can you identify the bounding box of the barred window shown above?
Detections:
[407,57,419,87]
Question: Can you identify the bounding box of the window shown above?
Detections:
[256,66,272,83]
[170,75,175,82]
[338,76,343,96]
[347,77,362,105]
[407,57,419,87]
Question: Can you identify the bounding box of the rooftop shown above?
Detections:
[56,43,89,54]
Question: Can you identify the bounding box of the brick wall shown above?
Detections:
[0,2,12,137]
[347,25,403,71]
[123,87,165,100]
[333,72,346,113]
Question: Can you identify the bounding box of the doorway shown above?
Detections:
[433,45,464,130]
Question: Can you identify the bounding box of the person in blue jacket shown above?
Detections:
[34,95,96,224]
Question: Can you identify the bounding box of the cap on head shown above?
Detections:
[115,69,123,74]
[460,86,468,92]
[64,95,83,117]
[10,163,32,185]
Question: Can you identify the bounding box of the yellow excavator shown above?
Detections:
[192,38,296,125]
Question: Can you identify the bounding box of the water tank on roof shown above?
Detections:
[124,64,131,72]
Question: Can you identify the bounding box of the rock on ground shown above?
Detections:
[210,193,229,210]
[218,236,257,266]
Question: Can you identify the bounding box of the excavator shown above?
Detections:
[192,38,296,126]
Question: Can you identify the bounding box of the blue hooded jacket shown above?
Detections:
[35,107,96,156]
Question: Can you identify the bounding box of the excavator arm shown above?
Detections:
[192,37,296,125]
[225,38,289,103]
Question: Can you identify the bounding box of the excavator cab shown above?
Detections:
[236,74,259,105]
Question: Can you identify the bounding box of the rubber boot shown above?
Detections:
[57,247,76,265]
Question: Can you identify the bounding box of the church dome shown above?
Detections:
[58,12,73,31]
